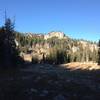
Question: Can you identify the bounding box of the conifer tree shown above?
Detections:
[98,40,100,65]
[0,17,20,67]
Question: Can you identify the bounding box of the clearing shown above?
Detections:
[0,62,100,100]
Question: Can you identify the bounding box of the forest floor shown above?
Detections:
[0,62,100,100]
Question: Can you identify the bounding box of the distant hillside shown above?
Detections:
[15,31,98,64]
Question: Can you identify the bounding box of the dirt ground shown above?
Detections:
[0,63,100,100]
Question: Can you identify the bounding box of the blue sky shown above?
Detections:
[0,0,100,41]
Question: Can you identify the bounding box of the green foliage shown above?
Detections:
[45,46,68,64]
[31,37,45,44]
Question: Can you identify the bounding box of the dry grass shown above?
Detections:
[60,62,100,71]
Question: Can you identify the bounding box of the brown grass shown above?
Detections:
[60,62,100,71]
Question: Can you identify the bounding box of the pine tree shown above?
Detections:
[98,40,100,65]
[0,27,5,65]
[0,18,20,67]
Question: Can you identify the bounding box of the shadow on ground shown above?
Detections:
[0,61,100,100]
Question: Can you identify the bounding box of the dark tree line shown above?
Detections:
[98,40,100,65]
[44,37,98,64]
[0,18,21,68]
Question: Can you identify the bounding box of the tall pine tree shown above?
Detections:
[98,40,100,65]
[0,17,20,67]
